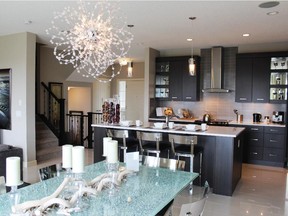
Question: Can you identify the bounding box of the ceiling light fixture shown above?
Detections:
[127,24,134,77]
[188,17,196,76]
[243,33,250,37]
[267,11,279,15]
[46,1,133,83]
[259,1,280,8]
[127,62,133,78]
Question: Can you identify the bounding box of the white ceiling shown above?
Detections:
[1,0,288,63]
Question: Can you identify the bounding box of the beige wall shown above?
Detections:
[110,62,145,96]
[68,87,91,114]
[0,32,36,166]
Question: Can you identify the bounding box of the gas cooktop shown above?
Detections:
[194,119,230,126]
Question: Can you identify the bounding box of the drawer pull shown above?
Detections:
[252,152,258,155]
[269,153,277,157]
[269,139,278,143]
[270,129,278,132]
[239,98,247,101]
[251,138,259,141]
[251,128,259,131]
[256,98,264,101]
[171,97,178,99]
[185,97,192,99]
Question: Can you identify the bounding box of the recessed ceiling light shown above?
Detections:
[243,33,250,37]
[259,1,280,8]
[187,38,193,42]
[24,20,32,25]
[267,11,279,15]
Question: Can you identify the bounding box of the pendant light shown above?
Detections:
[127,25,134,77]
[128,62,133,77]
[188,17,196,76]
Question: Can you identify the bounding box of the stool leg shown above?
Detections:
[189,155,194,195]
[199,152,203,185]
[123,148,127,163]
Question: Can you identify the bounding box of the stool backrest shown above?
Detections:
[107,129,129,147]
[137,132,163,151]
[38,164,62,181]
[168,135,197,155]
[143,155,185,171]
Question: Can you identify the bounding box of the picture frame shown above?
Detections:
[0,68,12,130]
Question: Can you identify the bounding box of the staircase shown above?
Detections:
[36,118,61,163]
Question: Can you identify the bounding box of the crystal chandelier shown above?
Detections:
[46,1,133,82]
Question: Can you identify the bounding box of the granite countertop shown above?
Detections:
[149,117,286,127]
[92,123,245,138]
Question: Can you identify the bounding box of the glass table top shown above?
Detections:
[0,161,198,215]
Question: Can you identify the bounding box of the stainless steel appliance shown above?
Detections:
[272,111,285,124]
[253,113,262,123]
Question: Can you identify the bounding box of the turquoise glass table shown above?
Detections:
[0,161,198,215]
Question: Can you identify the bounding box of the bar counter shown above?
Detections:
[92,123,245,196]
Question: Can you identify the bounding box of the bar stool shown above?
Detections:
[106,129,138,163]
[137,131,170,159]
[168,134,203,189]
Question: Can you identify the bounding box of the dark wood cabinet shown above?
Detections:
[182,56,200,101]
[235,55,269,103]
[232,124,286,167]
[235,57,253,102]
[155,56,200,101]
[252,57,270,103]
[169,60,183,101]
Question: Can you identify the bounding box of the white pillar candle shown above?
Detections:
[6,157,21,186]
[106,140,118,163]
[103,137,112,157]
[72,146,85,173]
[62,144,73,169]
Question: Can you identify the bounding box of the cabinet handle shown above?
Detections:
[239,98,247,101]
[171,97,177,99]
[251,138,259,141]
[270,129,278,132]
[269,153,277,157]
[256,98,264,101]
[251,128,259,131]
[252,152,258,155]
[237,140,241,148]
[269,139,278,143]
[185,97,192,99]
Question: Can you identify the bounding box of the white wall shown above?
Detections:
[0,32,36,166]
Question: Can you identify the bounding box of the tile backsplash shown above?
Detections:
[155,47,286,122]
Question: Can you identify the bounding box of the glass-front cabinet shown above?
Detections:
[269,57,288,103]
[155,61,169,99]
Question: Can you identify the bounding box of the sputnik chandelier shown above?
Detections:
[46,1,133,82]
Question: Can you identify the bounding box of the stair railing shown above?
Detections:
[39,82,65,145]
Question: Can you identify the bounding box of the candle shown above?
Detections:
[106,140,118,163]
[6,157,21,186]
[72,146,85,173]
[103,137,112,157]
[62,144,73,169]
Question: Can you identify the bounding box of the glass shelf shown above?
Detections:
[155,87,169,98]
[270,72,288,85]
[156,62,170,73]
[270,88,287,101]
[270,57,288,70]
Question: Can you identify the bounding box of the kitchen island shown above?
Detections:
[92,123,245,196]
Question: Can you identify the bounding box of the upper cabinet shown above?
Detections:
[155,56,200,101]
[236,52,288,103]
[269,56,288,103]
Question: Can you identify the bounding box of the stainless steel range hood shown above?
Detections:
[202,47,230,93]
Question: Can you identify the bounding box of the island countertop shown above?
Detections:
[92,123,245,196]
[91,123,245,138]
